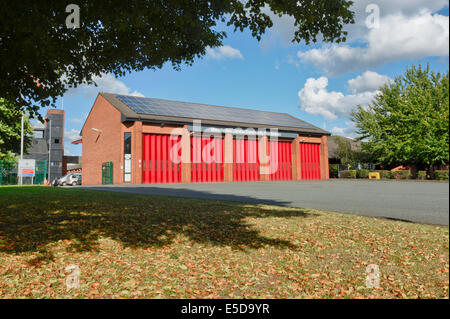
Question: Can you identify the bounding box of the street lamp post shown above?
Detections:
[47,118,51,183]
[19,112,24,185]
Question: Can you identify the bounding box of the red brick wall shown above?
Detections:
[62,156,67,176]
[81,95,123,185]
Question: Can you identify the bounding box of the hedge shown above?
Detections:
[417,170,427,180]
[329,164,339,178]
[336,169,446,180]
[340,170,357,178]
[434,170,449,180]
[391,170,412,179]
[370,170,392,179]
[356,169,370,178]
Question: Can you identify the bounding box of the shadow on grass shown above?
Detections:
[0,186,316,255]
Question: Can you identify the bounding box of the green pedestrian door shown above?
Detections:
[34,161,47,184]
[102,161,113,184]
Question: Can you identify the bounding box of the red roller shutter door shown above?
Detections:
[268,140,293,181]
[299,143,321,180]
[142,134,182,183]
[232,138,260,182]
[191,136,224,183]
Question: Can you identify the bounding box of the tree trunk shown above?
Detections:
[409,164,417,178]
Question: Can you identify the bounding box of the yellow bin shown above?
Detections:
[369,172,380,180]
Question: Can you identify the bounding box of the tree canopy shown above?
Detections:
[0,98,33,162]
[334,136,364,165]
[0,1,354,118]
[351,65,449,170]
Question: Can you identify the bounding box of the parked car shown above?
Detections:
[56,173,82,186]
[72,174,82,186]
[51,177,60,186]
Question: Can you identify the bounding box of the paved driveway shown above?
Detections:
[82,180,449,225]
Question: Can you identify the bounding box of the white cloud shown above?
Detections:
[331,122,358,139]
[64,128,81,143]
[297,10,449,75]
[351,1,448,20]
[206,45,244,60]
[298,72,389,120]
[31,120,45,129]
[330,126,347,136]
[260,0,449,49]
[347,71,391,93]
[64,129,82,156]
[343,0,449,41]
[66,73,144,98]
[260,9,297,49]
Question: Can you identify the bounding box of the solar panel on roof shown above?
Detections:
[116,95,316,130]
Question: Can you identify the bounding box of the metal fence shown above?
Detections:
[329,163,376,178]
[0,160,47,185]
[0,161,17,185]
[339,163,375,171]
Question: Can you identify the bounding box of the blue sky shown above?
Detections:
[39,1,449,156]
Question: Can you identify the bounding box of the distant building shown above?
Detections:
[45,110,65,181]
[327,135,363,164]
[25,122,48,162]
[63,155,82,174]
[25,109,65,182]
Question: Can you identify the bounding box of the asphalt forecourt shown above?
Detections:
[82,179,450,226]
[0,186,448,299]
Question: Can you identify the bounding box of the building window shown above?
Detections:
[124,132,131,182]
[124,132,131,154]
[54,139,60,144]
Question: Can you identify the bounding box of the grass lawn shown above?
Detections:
[0,186,448,299]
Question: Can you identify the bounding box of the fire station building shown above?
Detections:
[81,93,330,185]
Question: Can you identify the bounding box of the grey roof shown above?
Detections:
[327,135,362,159]
[99,92,329,135]
[67,163,82,170]
[26,138,48,155]
[65,155,81,164]
[31,121,45,130]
